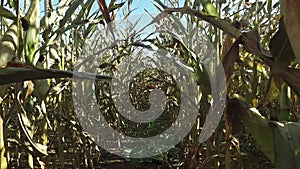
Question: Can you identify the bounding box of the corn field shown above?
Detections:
[1,0,300,168]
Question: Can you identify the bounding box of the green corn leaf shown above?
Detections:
[164,7,241,38]
[239,104,275,163]
[270,122,300,169]
[76,0,95,20]
[24,0,40,65]
[0,6,17,20]
[59,0,83,27]
[278,84,291,121]
[245,108,275,163]
[280,0,285,16]
[200,0,218,16]
[0,67,112,85]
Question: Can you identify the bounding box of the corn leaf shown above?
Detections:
[242,107,275,163]
[0,6,17,20]
[24,0,40,65]
[284,0,300,64]
[0,22,18,67]
[270,121,300,169]
[0,67,111,85]
[200,0,218,16]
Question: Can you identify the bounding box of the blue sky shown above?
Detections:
[37,0,260,17]
[109,0,185,15]
[39,0,184,16]
[124,0,159,14]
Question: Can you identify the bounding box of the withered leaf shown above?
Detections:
[284,0,300,64]
[269,18,295,65]
[221,38,241,83]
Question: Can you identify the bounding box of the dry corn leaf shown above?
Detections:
[270,18,295,65]
[284,0,300,64]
